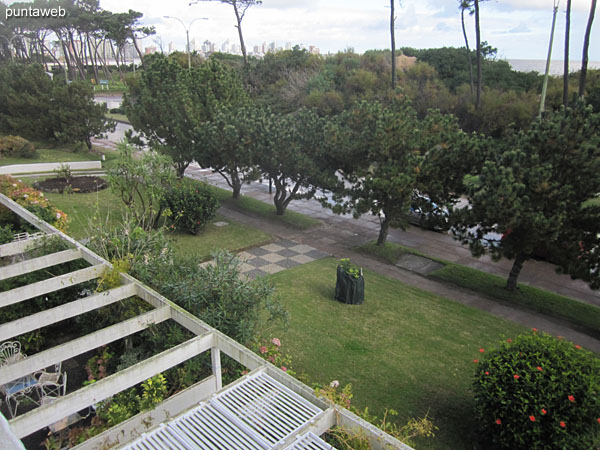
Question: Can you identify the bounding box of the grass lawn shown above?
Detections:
[430,264,600,337]
[214,186,321,230]
[0,145,118,171]
[106,112,130,124]
[357,241,600,338]
[44,187,273,260]
[267,258,525,450]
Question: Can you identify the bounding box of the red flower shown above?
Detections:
[536,366,543,371]
[597,418,600,424]
[259,346,267,354]
[532,328,538,332]
[485,371,490,375]
[280,366,287,372]
[557,335,563,340]
[529,415,536,422]
[495,419,501,425]
[479,348,485,353]
[506,339,512,343]
[541,409,547,415]
[574,344,582,349]
[560,421,566,428]
[514,374,520,379]
[473,359,479,364]
[568,395,575,403]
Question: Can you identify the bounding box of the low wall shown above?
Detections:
[0,161,102,175]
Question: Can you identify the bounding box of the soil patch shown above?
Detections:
[34,176,108,194]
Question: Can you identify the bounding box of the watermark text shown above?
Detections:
[6,6,66,20]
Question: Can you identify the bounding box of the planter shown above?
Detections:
[335,263,364,305]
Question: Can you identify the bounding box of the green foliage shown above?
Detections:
[138,374,168,411]
[329,96,467,245]
[0,175,69,232]
[0,63,114,148]
[124,54,248,176]
[252,107,339,215]
[138,250,287,345]
[252,336,295,375]
[163,179,218,235]
[473,332,600,449]
[0,135,36,158]
[452,102,600,289]
[108,142,176,230]
[338,258,362,279]
[317,383,437,448]
[195,105,264,198]
[95,259,131,293]
[0,223,14,244]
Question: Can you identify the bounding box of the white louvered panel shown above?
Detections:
[212,373,322,446]
[284,432,336,450]
[169,403,265,450]
[124,424,188,450]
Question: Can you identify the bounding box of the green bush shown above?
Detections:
[473,331,600,449]
[0,223,13,244]
[0,135,36,158]
[164,179,218,235]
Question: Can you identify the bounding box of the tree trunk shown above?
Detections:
[131,34,145,68]
[506,253,526,291]
[274,192,287,215]
[563,0,571,106]
[231,171,241,199]
[377,214,391,246]
[461,8,475,96]
[390,0,396,90]
[474,0,482,109]
[233,4,248,65]
[579,0,597,97]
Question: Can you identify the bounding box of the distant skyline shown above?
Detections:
[7,0,600,61]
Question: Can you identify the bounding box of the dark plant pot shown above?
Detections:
[335,265,365,305]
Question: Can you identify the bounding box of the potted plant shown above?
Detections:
[335,258,364,305]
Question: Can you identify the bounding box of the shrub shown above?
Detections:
[0,223,13,244]
[163,179,218,235]
[0,135,36,158]
[473,331,600,449]
[0,175,68,232]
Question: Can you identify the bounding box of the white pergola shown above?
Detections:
[0,193,411,450]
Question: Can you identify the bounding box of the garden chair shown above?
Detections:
[0,341,40,418]
[35,362,67,399]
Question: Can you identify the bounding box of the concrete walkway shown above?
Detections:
[185,165,600,353]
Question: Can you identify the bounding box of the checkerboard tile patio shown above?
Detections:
[239,239,329,279]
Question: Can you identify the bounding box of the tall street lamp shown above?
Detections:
[164,16,208,71]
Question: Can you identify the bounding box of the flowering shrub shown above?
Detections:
[163,179,218,235]
[252,336,296,376]
[0,175,68,232]
[473,331,600,449]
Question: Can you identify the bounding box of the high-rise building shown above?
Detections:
[168,41,175,54]
[284,42,292,51]
[221,39,230,53]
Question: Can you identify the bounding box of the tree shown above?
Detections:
[108,142,176,230]
[253,108,338,215]
[330,97,466,245]
[459,0,475,95]
[474,0,482,108]
[195,105,263,198]
[124,54,248,177]
[579,0,597,97]
[0,63,113,148]
[390,0,397,90]
[452,103,600,291]
[192,0,261,65]
[563,0,572,106]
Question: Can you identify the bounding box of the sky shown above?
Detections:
[8,0,600,61]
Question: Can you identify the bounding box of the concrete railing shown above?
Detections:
[0,161,102,175]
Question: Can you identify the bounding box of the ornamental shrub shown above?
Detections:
[0,135,36,158]
[473,331,600,449]
[0,175,68,232]
[163,179,218,235]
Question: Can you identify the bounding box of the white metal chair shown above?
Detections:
[35,363,67,398]
[0,341,40,418]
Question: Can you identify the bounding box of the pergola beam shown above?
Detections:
[0,283,137,342]
[0,264,103,308]
[0,306,171,385]
[0,249,82,281]
[9,332,215,438]
[0,234,47,258]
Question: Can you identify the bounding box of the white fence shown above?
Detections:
[0,161,102,175]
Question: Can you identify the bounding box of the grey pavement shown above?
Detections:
[185,164,600,353]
